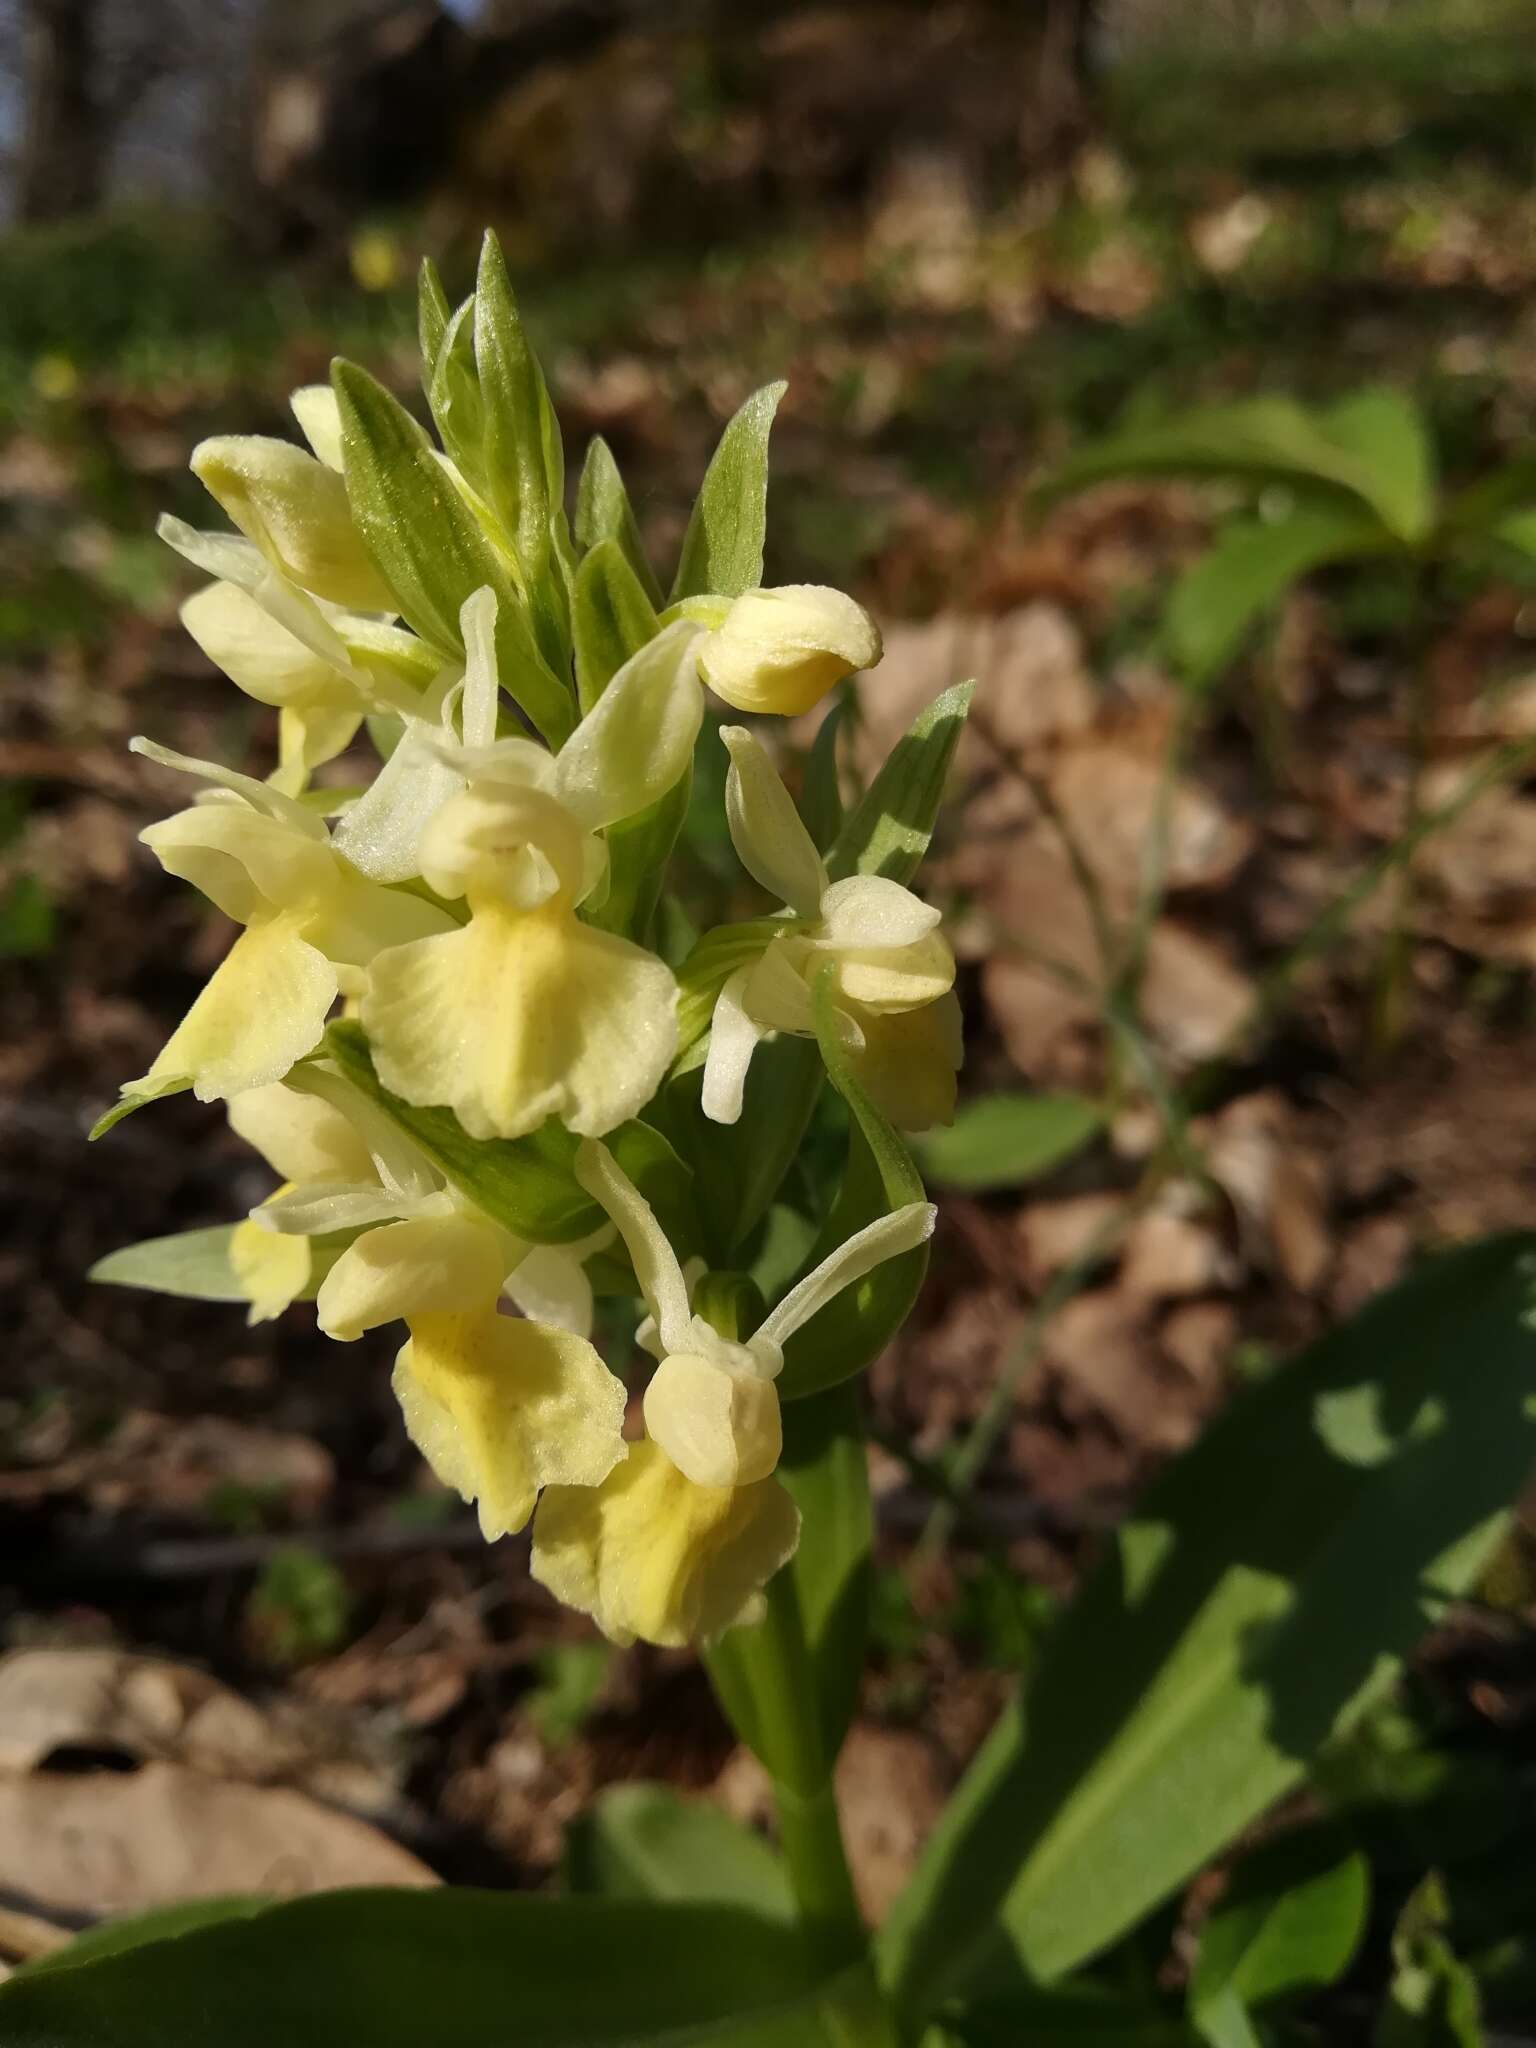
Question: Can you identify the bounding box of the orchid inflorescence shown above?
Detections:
[94,233,968,1650]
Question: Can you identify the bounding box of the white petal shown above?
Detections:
[699,969,767,1127]
[332,689,464,884]
[291,384,345,470]
[721,725,826,917]
[457,586,500,751]
[817,874,942,950]
[504,1241,597,1338]
[130,736,326,839]
[574,1139,693,1355]
[755,1201,936,1351]
[256,1181,407,1236]
[554,620,704,832]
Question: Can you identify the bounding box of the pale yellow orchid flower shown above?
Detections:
[362,616,703,1141]
[225,1068,623,1537]
[696,585,881,717]
[530,1140,933,1646]
[700,726,959,1131]
[117,744,451,1113]
[228,1066,605,1340]
[191,394,395,612]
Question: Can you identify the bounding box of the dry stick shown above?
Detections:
[913,725,1536,1567]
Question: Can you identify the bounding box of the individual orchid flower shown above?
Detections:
[190,388,395,613]
[226,1067,624,1539]
[164,394,437,801]
[113,744,452,1115]
[700,726,959,1130]
[232,1065,605,1342]
[361,618,703,1142]
[530,1140,934,1646]
[693,584,881,717]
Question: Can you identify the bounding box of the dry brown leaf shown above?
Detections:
[1160,1300,1238,1391]
[0,1763,435,1918]
[833,1725,946,1923]
[0,1650,300,1779]
[1045,1289,1190,1447]
[1140,923,1253,1064]
[1119,1204,1230,1301]
[1049,742,1252,908]
[1015,1192,1123,1290]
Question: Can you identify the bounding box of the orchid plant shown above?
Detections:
[16,236,1536,2048]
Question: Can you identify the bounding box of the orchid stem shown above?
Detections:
[758,1568,865,1972]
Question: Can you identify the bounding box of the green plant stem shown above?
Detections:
[756,1569,865,1972]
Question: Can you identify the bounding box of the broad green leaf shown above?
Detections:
[1038,397,1419,537]
[1165,501,1392,687]
[1490,506,1536,560]
[573,536,660,713]
[566,1783,795,1920]
[416,259,449,397]
[576,434,662,605]
[880,1234,1536,2019]
[322,1021,692,1249]
[776,970,929,1400]
[802,698,846,853]
[331,358,573,746]
[827,681,974,885]
[915,1093,1105,1192]
[20,1898,276,1979]
[670,381,786,602]
[89,1225,245,1302]
[666,1035,824,1261]
[0,1887,844,2046]
[1319,389,1436,546]
[473,232,571,674]
[1190,1830,1369,2020]
[590,767,691,947]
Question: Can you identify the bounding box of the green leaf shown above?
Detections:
[322,1021,692,1249]
[425,297,485,489]
[0,1887,846,2046]
[589,767,692,947]
[331,358,573,747]
[576,435,662,606]
[566,1783,795,1921]
[89,1225,246,1302]
[473,231,570,674]
[665,1036,825,1261]
[20,1898,276,1979]
[1319,388,1436,546]
[671,381,786,602]
[915,1093,1105,1191]
[827,681,974,885]
[802,698,846,853]
[776,970,929,1401]
[416,258,449,399]
[880,1233,1536,2020]
[1165,501,1392,688]
[1190,1830,1369,2020]
[573,536,660,714]
[1038,396,1423,539]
